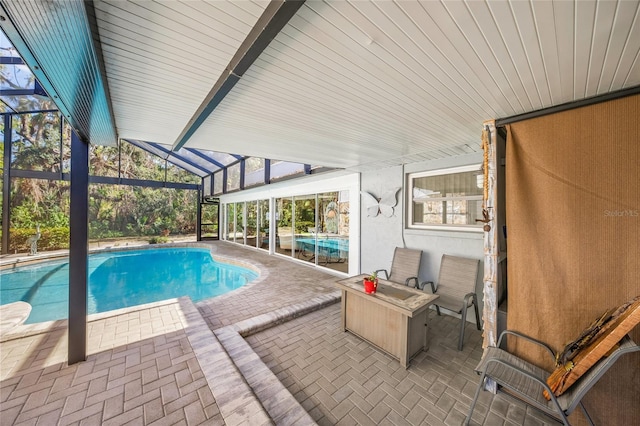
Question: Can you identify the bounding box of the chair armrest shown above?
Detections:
[404,276,418,288]
[374,269,389,280]
[417,281,435,292]
[497,330,555,360]
[463,292,476,306]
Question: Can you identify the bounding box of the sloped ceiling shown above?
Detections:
[92,0,270,147]
[3,0,640,171]
[182,0,640,170]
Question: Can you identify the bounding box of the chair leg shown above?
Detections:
[435,305,441,316]
[473,295,481,330]
[465,373,486,425]
[459,303,468,351]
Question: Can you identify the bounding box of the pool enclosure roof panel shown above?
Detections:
[0,0,117,146]
[0,33,58,114]
[90,0,269,147]
[124,139,245,178]
[1,26,250,179]
[1,1,639,172]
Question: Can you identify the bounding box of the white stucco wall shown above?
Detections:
[360,153,484,322]
[216,154,485,323]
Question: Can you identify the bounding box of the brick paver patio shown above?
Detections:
[1,241,559,425]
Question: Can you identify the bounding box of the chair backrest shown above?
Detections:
[389,247,422,284]
[558,334,640,414]
[278,227,293,250]
[436,255,479,302]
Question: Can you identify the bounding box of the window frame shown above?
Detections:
[407,164,484,232]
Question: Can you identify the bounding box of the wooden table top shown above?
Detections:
[336,274,439,317]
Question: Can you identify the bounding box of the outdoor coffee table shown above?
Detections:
[335,275,439,368]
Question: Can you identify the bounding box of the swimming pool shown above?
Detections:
[0,247,257,324]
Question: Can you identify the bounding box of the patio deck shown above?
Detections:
[0,241,557,425]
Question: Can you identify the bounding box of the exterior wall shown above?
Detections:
[360,153,484,322]
[216,154,485,325]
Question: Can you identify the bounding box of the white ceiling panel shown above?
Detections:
[185,0,499,167]
[92,0,635,170]
[4,0,637,172]
[92,0,269,145]
[176,0,638,169]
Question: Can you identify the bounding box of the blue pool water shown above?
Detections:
[0,247,257,324]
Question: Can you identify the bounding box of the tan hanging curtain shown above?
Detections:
[505,94,640,425]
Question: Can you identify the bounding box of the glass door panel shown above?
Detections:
[257,199,269,251]
[275,197,292,255]
[200,202,219,240]
[318,191,349,273]
[246,201,257,247]
[225,203,235,241]
[235,202,245,244]
[293,194,316,264]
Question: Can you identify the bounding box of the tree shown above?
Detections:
[6,112,199,250]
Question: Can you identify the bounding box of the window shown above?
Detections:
[213,171,223,195]
[244,158,265,188]
[408,165,483,230]
[226,163,240,192]
[270,161,305,180]
[202,176,211,196]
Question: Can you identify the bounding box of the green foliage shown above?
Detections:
[10,204,36,228]
[295,221,315,234]
[277,198,316,233]
[148,236,169,244]
[277,206,292,227]
[7,112,199,250]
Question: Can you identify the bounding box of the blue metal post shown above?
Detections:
[2,114,12,254]
[196,189,202,241]
[264,159,271,185]
[222,168,228,193]
[68,130,88,364]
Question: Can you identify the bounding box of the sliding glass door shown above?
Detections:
[224,190,350,273]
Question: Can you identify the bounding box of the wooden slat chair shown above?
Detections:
[420,254,480,350]
[375,247,422,288]
[465,331,640,425]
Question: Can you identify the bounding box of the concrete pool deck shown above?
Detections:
[0,241,557,425]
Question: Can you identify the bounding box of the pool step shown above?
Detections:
[181,292,340,425]
[177,297,272,425]
[0,301,32,338]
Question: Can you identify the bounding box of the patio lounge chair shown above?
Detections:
[375,247,422,288]
[465,330,640,425]
[419,254,480,350]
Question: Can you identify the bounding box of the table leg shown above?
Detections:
[400,315,409,369]
[423,311,428,352]
[341,291,347,331]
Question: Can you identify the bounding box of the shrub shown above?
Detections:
[148,236,169,244]
[9,227,70,252]
[295,221,315,234]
